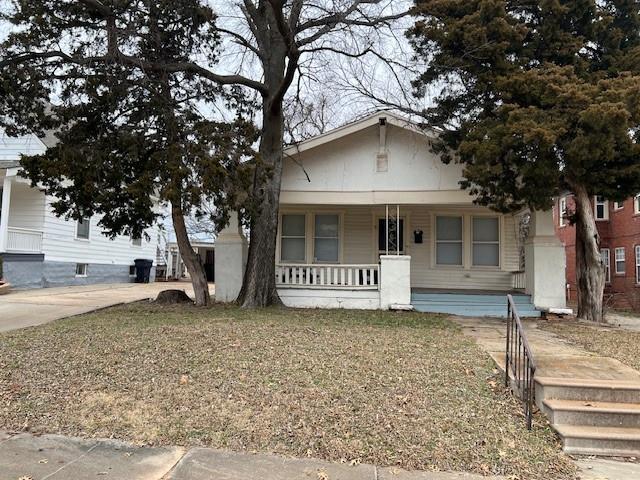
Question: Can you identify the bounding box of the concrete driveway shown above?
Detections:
[0,282,201,333]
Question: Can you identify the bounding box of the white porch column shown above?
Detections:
[0,175,13,253]
[214,211,248,302]
[524,209,566,310]
[379,255,412,310]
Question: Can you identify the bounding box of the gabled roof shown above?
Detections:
[284,110,437,156]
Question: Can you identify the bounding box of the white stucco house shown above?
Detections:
[0,132,159,289]
[215,111,566,317]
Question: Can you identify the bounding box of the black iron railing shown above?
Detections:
[505,294,537,430]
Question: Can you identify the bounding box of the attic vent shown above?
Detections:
[376,153,388,172]
[379,117,387,126]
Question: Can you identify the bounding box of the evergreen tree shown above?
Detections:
[0,1,256,306]
[409,0,640,321]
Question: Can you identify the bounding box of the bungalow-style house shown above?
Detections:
[0,132,158,289]
[215,112,567,317]
[554,193,640,310]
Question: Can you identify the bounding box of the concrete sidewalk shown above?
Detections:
[0,431,503,480]
[0,282,201,333]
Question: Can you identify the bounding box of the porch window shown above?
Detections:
[472,217,500,267]
[378,218,404,254]
[558,197,567,227]
[280,214,306,263]
[601,248,610,284]
[594,196,609,220]
[76,217,91,240]
[636,246,640,284]
[615,247,625,275]
[435,216,463,266]
[314,214,339,263]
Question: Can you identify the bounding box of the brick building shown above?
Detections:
[554,194,640,310]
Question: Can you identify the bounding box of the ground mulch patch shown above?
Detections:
[541,319,640,372]
[0,304,576,479]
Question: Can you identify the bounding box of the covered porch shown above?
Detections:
[0,167,45,255]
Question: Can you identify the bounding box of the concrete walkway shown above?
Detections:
[453,316,640,480]
[0,282,200,332]
[0,431,503,480]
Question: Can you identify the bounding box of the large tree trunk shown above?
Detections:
[171,204,211,306]
[237,103,284,307]
[572,185,605,322]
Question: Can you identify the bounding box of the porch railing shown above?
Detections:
[505,294,536,430]
[276,263,380,289]
[511,270,526,290]
[6,227,43,253]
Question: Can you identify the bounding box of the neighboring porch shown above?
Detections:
[0,168,45,255]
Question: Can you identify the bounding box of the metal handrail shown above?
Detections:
[505,294,537,430]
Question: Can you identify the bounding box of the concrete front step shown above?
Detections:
[554,424,640,457]
[544,399,640,428]
[412,302,541,318]
[536,377,640,405]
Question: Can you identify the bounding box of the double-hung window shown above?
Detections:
[314,214,339,263]
[594,196,609,220]
[435,216,463,266]
[132,235,143,246]
[615,247,626,275]
[472,217,500,267]
[280,214,306,263]
[614,201,624,210]
[635,194,640,214]
[636,246,640,284]
[558,197,567,226]
[76,217,91,240]
[601,248,611,284]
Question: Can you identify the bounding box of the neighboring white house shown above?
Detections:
[164,240,215,282]
[215,111,566,316]
[0,132,159,289]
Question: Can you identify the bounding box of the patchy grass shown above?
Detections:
[541,320,640,372]
[0,304,575,479]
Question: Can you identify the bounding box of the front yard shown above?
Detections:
[0,304,575,479]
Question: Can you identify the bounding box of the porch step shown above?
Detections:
[543,399,640,428]
[536,377,640,404]
[553,424,640,457]
[410,293,541,318]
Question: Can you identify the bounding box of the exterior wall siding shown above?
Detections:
[554,195,640,310]
[278,204,520,292]
[0,253,45,290]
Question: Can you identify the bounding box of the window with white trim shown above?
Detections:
[280,214,306,263]
[472,217,500,267]
[614,201,624,210]
[615,247,626,275]
[76,217,91,240]
[314,214,339,263]
[75,263,88,277]
[636,246,640,284]
[559,197,567,227]
[436,216,463,266]
[601,248,610,284]
[594,196,609,220]
[132,235,142,246]
[635,194,640,214]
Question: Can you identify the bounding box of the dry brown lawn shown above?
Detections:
[0,303,576,479]
[541,319,640,372]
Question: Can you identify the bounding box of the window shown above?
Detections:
[314,214,339,262]
[280,214,306,262]
[559,197,567,227]
[635,194,640,214]
[435,216,463,266]
[76,217,91,240]
[615,247,626,275]
[614,201,624,211]
[636,246,640,284]
[132,235,142,247]
[594,196,609,220]
[75,263,88,277]
[601,249,611,284]
[472,217,500,267]
[378,218,405,254]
